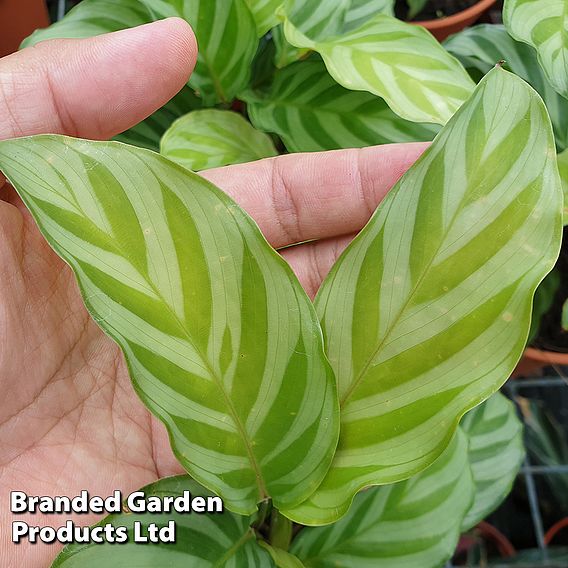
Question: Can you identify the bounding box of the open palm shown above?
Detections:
[0,19,425,567]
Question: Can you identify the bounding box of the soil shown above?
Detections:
[532,227,568,353]
[395,0,478,21]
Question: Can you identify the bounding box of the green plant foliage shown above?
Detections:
[22,0,259,106]
[0,136,340,516]
[244,58,439,152]
[51,476,275,567]
[504,0,568,100]
[558,148,568,223]
[160,109,277,171]
[283,15,475,125]
[445,24,568,151]
[115,86,202,152]
[283,0,394,41]
[283,67,562,525]
[245,0,284,37]
[260,543,306,567]
[460,394,524,531]
[528,269,561,344]
[407,0,429,19]
[290,430,473,567]
[272,25,310,68]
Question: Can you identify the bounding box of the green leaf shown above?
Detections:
[528,268,560,344]
[160,110,277,171]
[116,86,202,151]
[272,25,311,68]
[444,24,568,152]
[52,476,275,567]
[562,298,568,331]
[245,0,284,36]
[284,0,394,41]
[558,148,568,223]
[0,136,339,516]
[244,58,439,153]
[283,67,562,524]
[283,15,475,125]
[407,0,429,19]
[504,0,568,100]
[260,543,306,568]
[22,0,259,106]
[290,430,474,568]
[460,394,524,531]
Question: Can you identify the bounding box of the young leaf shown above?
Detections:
[244,59,439,153]
[283,15,475,125]
[504,0,568,100]
[272,25,311,69]
[557,148,568,223]
[21,0,259,106]
[160,110,277,171]
[290,430,474,568]
[283,67,562,524]
[116,86,202,152]
[260,543,306,568]
[445,24,568,152]
[460,393,524,531]
[407,0,429,19]
[52,476,275,567]
[0,136,339,515]
[284,0,394,41]
[245,0,284,36]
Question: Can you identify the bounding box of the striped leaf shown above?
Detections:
[0,136,339,515]
[244,58,439,153]
[272,25,311,69]
[160,110,277,171]
[52,476,275,567]
[245,0,284,36]
[283,15,475,125]
[460,394,524,531]
[22,0,259,106]
[284,0,394,41]
[290,430,474,568]
[558,149,568,223]
[504,0,568,99]
[116,86,202,151]
[444,24,568,151]
[283,67,562,524]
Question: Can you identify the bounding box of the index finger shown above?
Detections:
[201,142,428,249]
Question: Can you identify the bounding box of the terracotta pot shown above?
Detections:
[545,518,568,546]
[0,0,50,58]
[512,347,568,378]
[413,0,498,42]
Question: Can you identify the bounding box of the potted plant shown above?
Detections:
[2,0,563,565]
[396,0,498,41]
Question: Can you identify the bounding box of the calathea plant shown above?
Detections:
[1,0,564,565]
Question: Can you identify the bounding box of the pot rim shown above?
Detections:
[414,0,497,29]
[523,346,568,365]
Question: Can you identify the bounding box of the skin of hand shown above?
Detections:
[0,17,427,567]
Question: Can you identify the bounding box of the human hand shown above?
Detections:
[0,19,426,567]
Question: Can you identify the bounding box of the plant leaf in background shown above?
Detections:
[244,58,439,153]
[52,476,275,567]
[160,109,277,171]
[284,0,394,41]
[445,24,568,152]
[557,148,568,223]
[407,0,429,19]
[503,0,568,100]
[290,431,473,568]
[272,25,311,69]
[283,15,475,125]
[245,0,284,37]
[528,268,560,345]
[0,136,339,516]
[284,67,562,524]
[115,86,202,152]
[460,393,524,532]
[260,543,306,567]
